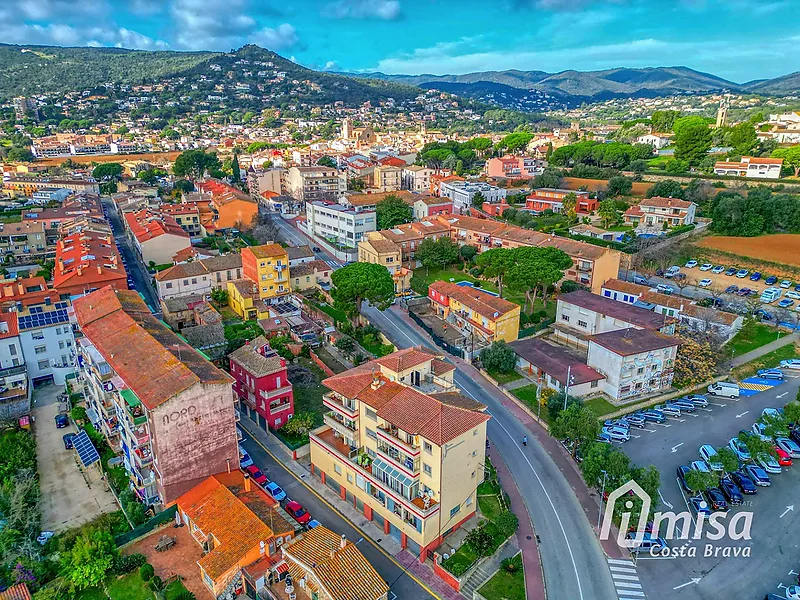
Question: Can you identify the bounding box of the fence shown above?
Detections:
[408,309,465,359]
[115,505,178,547]
[518,318,554,340]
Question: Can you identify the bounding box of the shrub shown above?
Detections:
[112,553,146,575]
[480,341,517,373]
[174,591,197,600]
[464,522,495,558]
[501,555,521,574]
[496,510,519,538]
[140,563,154,581]
[70,406,87,422]
[150,575,164,592]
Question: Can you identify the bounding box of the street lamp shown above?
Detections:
[563,365,575,411]
[597,469,608,530]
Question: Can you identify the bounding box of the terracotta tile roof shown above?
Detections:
[0,275,59,307]
[322,370,376,400]
[637,196,693,210]
[176,472,279,582]
[0,312,19,340]
[428,391,485,411]
[290,260,331,279]
[156,254,242,282]
[589,328,679,356]
[360,238,400,255]
[639,291,686,310]
[681,303,741,325]
[374,346,440,373]
[745,156,783,165]
[429,280,518,320]
[283,526,389,600]
[229,336,287,378]
[53,231,127,294]
[247,243,287,259]
[431,358,455,376]
[602,278,649,296]
[0,584,31,600]
[509,338,605,385]
[73,286,232,410]
[125,209,189,243]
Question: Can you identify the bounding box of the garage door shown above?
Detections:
[388,522,402,544]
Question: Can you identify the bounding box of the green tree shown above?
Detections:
[376,194,413,230]
[551,404,600,457]
[580,442,631,490]
[63,528,118,590]
[6,147,35,162]
[783,400,800,425]
[651,110,680,133]
[598,199,620,228]
[174,179,195,193]
[531,168,563,189]
[728,122,757,156]
[464,523,494,557]
[173,149,222,179]
[231,151,241,182]
[673,335,716,385]
[772,145,800,178]
[672,116,712,166]
[561,192,578,221]
[471,191,486,208]
[714,447,739,474]
[331,262,395,319]
[91,162,123,181]
[739,432,776,460]
[646,180,684,199]
[476,248,514,296]
[317,156,337,169]
[279,412,316,437]
[480,341,517,373]
[459,245,478,263]
[684,469,717,494]
[606,176,632,197]
[334,335,356,355]
[210,287,229,307]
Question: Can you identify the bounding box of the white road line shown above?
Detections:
[609,567,638,574]
[611,574,641,581]
[710,402,727,407]
[607,559,635,566]
[642,428,657,433]
[614,581,643,589]
[617,592,645,598]
[699,408,713,412]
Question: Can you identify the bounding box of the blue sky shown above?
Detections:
[1,0,799,82]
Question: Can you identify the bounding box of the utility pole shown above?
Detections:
[597,469,608,529]
[563,365,575,410]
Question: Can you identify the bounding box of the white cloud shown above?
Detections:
[128,0,164,16]
[322,0,401,20]
[17,0,107,20]
[252,23,299,51]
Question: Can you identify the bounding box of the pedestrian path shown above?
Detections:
[607,558,646,599]
[730,331,799,367]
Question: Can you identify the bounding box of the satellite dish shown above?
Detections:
[442,553,450,560]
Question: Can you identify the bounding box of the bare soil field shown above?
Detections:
[697,235,800,269]
[562,177,652,196]
[34,150,182,167]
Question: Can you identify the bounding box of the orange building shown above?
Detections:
[196,179,259,232]
[53,231,128,299]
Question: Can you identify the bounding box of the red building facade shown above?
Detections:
[229,336,294,430]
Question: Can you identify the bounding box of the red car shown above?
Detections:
[775,446,793,466]
[245,465,268,485]
[285,500,311,525]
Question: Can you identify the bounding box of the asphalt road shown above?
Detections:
[619,371,800,600]
[237,420,434,600]
[103,197,161,314]
[269,211,342,269]
[362,303,619,600]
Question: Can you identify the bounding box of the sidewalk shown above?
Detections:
[239,417,462,600]
[731,331,799,367]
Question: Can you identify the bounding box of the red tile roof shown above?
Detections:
[124,209,189,243]
[0,312,19,340]
[53,231,127,295]
[0,584,31,600]
[429,280,519,320]
[374,346,441,373]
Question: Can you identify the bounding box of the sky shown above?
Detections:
[2,0,800,82]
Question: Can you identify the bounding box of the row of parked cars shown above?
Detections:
[685,260,800,291]
[238,442,319,529]
[102,204,137,289]
[598,394,714,442]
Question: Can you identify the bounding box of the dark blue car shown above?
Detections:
[730,471,757,494]
[750,272,762,281]
[765,275,778,285]
[719,477,744,505]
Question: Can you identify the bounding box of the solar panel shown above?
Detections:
[73,430,100,468]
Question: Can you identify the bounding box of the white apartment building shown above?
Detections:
[439,181,507,213]
[373,165,403,193]
[284,167,347,202]
[16,301,76,385]
[402,166,434,192]
[155,254,243,300]
[0,313,28,421]
[304,201,376,248]
[713,156,784,179]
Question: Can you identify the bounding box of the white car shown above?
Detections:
[699,444,723,471]
[711,265,725,274]
[757,453,782,474]
[781,280,792,289]
[698,278,713,287]
[786,291,800,300]
[699,263,713,271]
[685,260,698,268]
[776,437,800,459]
[690,460,711,473]
[781,359,800,369]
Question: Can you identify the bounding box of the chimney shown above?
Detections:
[243,472,252,492]
[97,265,102,275]
[340,534,346,550]
[370,370,382,390]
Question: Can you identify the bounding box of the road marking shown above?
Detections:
[686,413,700,418]
[630,434,641,439]
[238,421,442,600]
[607,559,635,566]
[678,418,686,422]
[607,558,646,600]
[710,402,726,407]
[673,578,702,590]
[614,581,642,589]
[655,423,672,428]
[658,489,674,509]
[609,566,638,574]
[778,392,789,398]
[699,408,713,412]
[781,505,795,518]
[735,411,749,418]
[612,574,641,581]
[641,428,657,433]
[671,443,684,453]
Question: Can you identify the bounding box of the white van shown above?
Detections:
[760,287,782,303]
[707,381,740,398]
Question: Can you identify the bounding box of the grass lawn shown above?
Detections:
[732,344,799,380]
[285,357,329,437]
[224,320,263,342]
[728,320,782,357]
[164,579,190,600]
[106,573,153,600]
[218,305,239,322]
[584,397,618,418]
[441,544,479,577]
[608,225,634,232]
[487,369,523,385]
[478,493,503,521]
[75,589,109,600]
[511,384,548,422]
[477,555,526,600]
[316,301,348,325]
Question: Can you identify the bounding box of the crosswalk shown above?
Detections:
[608,558,646,599]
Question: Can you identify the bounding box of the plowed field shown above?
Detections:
[697,235,800,268]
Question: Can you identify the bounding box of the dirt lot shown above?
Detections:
[34,384,117,532]
[562,176,652,196]
[698,234,800,268]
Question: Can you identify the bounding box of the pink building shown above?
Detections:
[485,156,540,179]
[229,336,294,430]
[526,188,597,214]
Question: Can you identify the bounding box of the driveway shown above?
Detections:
[34,384,117,532]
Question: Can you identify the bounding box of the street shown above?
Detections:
[363,303,620,600]
[267,210,342,269]
[619,371,800,600]
[237,419,435,600]
[103,197,161,314]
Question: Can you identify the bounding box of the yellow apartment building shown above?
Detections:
[309,347,490,562]
[227,243,290,319]
[357,235,412,295]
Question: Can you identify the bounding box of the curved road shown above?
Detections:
[363,303,618,600]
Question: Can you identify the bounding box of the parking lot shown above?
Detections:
[615,368,800,600]
[34,384,117,532]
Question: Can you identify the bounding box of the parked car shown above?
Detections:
[698,278,713,288]
[711,265,725,274]
[728,437,751,461]
[306,519,322,530]
[654,403,681,418]
[285,500,312,525]
[264,481,287,501]
[245,465,268,485]
[781,359,800,369]
[697,297,724,308]
[686,394,709,408]
[601,426,630,442]
[795,283,800,292]
[744,464,771,486]
[751,422,774,441]
[239,444,254,468]
[786,291,800,300]
[595,433,612,444]
[625,413,647,428]
[699,263,713,271]
[736,288,751,297]
[677,465,693,492]
[718,477,744,506]
[685,260,698,268]
[312,246,322,253]
[766,275,778,285]
[725,285,739,294]
[776,437,800,459]
[671,399,696,413]
[703,488,728,511]
[656,284,674,295]
[757,453,782,473]
[664,266,681,278]
[779,298,795,308]
[604,418,630,430]
[641,409,666,423]
[725,267,738,276]
[750,272,762,281]
[62,433,76,450]
[730,470,757,494]
[699,444,723,471]
[774,446,793,466]
[633,275,649,285]
[626,531,668,554]
[689,495,712,517]
[757,369,784,380]
[55,414,68,428]
[781,280,793,289]
[690,460,711,474]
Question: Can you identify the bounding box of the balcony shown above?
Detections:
[269,399,292,415]
[322,392,359,420]
[260,384,293,400]
[323,412,357,438]
[376,441,420,476]
[577,263,593,273]
[376,425,420,457]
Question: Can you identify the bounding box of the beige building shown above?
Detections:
[402,165,434,192]
[310,347,490,561]
[358,235,411,295]
[373,165,403,193]
[289,259,333,292]
[284,166,347,202]
[0,221,51,262]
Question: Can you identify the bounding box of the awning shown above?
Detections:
[372,457,413,488]
[274,562,289,574]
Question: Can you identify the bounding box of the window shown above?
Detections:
[466,496,473,506]
[637,367,644,374]
[365,407,377,420]
[191,278,197,284]
[334,463,342,475]
[424,441,433,454]
[8,344,16,356]
[32,330,44,340]
[423,463,432,475]
[591,380,599,388]
[561,314,570,322]
[450,504,461,518]
[578,320,588,328]
[59,341,65,350]
[347,473,353,483]
[166,282,173,289]
[12,358,19,366]
[366,428,377,440]
[34,345,46,355]
[37,360,49,370]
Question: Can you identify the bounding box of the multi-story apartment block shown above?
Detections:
[439,180,506,213]
[438,214,621,293]
[358,237,411,295]
[714,156,784,179]
[623,197,697,228]
[195,179,259,233]
[0,312,29,421]
[16,300,76,385]
[5,177,100,198]
[303,201,376,249]
[373,165,403,193]
[485,156,542,179]
[285,167,347,203]
[289,260,333,292]
[158,203,207,238]
[310,347,490,561]
[53,231,128,299]
[247,166,283,202]
[526,188,597,214]
[0,222,51,262]
[402,165,434,192]
[366,220,451,267]
[124,209,192,266]
[74,286,239,506]
[23,193,104,246]
[241,243,290,301]
[229,336,294,430]
[155,254,243,300]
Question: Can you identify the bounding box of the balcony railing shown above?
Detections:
[376,425,419,456]
[0,364,27,379]
[323,392,359,419]
[377,441,420,475]
[324,412,357,438]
